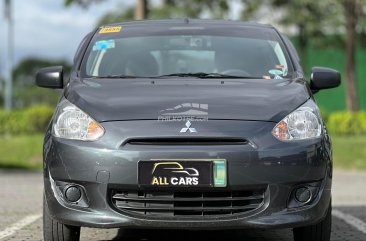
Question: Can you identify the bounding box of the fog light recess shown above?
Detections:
[50,175,90,208]
[65,186,82,203]
[295,187,312,203]
[288,180,322,208]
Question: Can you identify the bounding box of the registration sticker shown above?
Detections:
[213,160,227,187]
[92,40,115,51]
[99,25,122,34]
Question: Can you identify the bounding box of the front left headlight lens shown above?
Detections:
[272,100,322,141]
[53,99,104,141]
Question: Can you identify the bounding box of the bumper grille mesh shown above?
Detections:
[111,189,265,217]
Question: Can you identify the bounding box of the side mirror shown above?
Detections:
[36,66,64,89]
[310,67,341,91]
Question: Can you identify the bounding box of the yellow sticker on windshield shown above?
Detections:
[99,26,122,34]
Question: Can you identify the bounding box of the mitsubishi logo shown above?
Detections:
[180,120,197,133]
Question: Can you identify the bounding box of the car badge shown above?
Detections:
[180,120,197,133]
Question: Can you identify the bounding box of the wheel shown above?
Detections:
[43,195,80,241]
[293,202,332,241]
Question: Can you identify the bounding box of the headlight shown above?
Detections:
[53,99,104,141]
[272,100,322,141]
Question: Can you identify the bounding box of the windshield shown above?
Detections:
[81,24,294,79]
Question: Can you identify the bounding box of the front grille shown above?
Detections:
[122,137,248,146]
[111,189,266,217]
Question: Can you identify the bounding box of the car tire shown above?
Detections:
[293,201,332,241]
[43,195,81,241]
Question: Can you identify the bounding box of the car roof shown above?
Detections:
[98,19,275,30]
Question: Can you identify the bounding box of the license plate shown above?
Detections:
[138,160,226,187]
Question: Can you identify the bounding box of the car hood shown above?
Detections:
[65,78,310,123]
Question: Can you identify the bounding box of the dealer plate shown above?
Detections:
[138,160,226,187]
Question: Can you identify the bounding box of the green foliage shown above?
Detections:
[0,135,44,170]
[308,42,366,111]
[163,0,230,19]
[64,0,103,8]
[13,58,71,84]
[241,0,341,27]
[97,7,134,25]
[332,135,366,170]
[0,105,54,135]
[0,110,28,135]
[12,57,69,108]
[24,105,54,133]
[13,86,61,109]
[241,0,348,74]
[360,112,366,131]
[319,106,330,123]
[66,0,230,26]
[327,111,366,135]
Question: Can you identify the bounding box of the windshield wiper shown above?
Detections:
[93,73,262,79]
[151,73,259,79]
[94,75,145,79]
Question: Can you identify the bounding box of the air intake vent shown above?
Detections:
[111,188,266,217]
[123,137,248,146]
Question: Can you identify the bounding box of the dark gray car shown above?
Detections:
[37,19,340,241]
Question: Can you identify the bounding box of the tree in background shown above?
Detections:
[12,58,71,108]
[241,0,340,73]
[241,0,364,112]
[159,0,229,19]
[64,0,103,8]
[97,7,134,25]
[66,0,149,20]
[64,0,230,24]
[343,0,362,111]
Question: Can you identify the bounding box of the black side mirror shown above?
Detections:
[36,66,64,89]
[310,67,341,91]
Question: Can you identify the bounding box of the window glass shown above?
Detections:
[81,26,293,79]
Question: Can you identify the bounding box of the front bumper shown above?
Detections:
[43,120,332,229]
